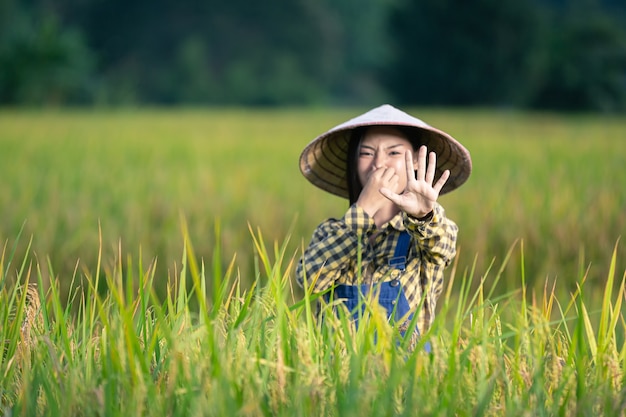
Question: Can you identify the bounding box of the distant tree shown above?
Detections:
[385,0,626,111]
[316,0,394,104]
[0,5,94,105]
[384,0,546,107]
[4,0,625,109]
[201,0,334,105]
[62,0,393,106]
[530,4,626,111]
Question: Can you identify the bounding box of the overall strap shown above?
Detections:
[388,230,411,271]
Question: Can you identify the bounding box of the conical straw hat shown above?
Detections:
[299,104,472,198]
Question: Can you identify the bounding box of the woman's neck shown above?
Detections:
[372,203,400,229]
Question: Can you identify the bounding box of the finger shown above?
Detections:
[382,171,400,194]
[388,171,399,187]
[425,151,437,184]
[433,169,450,193]
[381,167,396,182]
[405,150,415,181]
[416,146,427,181]
[379,187,402,204]
[368,166,386,184]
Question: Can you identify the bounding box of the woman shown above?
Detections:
[296,104,472,351]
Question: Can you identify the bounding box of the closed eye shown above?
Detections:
[386,143,409,154]
[359,146,375,157]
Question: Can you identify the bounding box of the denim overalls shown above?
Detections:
[324,231,431,352]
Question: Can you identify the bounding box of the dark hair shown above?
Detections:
[346,127,365,205]
[345,125,423,206]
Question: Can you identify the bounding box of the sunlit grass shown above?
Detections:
[1,108,624,303]
[1,108,625,414]
[1,224,624,415]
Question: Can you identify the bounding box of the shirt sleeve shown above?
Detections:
[296,204,376,293]
[403,202,458,268]
[403,202,458,321]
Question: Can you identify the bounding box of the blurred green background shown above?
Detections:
[1,108,624,305]
[1,0,626,111]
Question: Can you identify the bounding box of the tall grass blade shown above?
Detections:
[597,239,621,355]
[0,221,27,292]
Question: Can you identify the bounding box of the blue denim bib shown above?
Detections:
[325,231,431,352]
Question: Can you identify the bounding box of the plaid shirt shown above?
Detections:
[296,202,457,333]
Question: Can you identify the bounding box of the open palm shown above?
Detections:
[380,146,450,219]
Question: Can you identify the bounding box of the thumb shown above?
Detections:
[379,187,401,204]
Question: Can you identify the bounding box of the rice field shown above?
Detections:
[1,107,625,415]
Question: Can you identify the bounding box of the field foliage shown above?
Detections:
[1,108,623,299]
[0,108,625,415]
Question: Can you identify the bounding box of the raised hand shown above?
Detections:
[379,146,450,219]
[356,166,401,218]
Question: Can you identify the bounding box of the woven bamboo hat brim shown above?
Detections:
[299,104,472,198]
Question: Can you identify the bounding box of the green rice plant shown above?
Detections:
[1,108,625,415]
[1,108,624,307]
[1,220,624,416]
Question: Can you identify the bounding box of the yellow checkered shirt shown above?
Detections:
[296,202,457,334]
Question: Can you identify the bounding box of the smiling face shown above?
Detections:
[356,126,417,194]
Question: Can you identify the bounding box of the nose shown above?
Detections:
[373,152,386,169]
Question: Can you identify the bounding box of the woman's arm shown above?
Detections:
[402,203,458,329]
[404,202,457,307]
